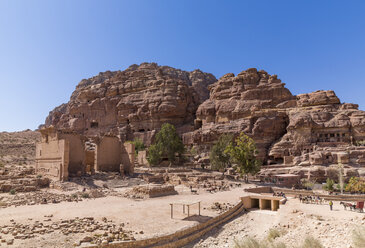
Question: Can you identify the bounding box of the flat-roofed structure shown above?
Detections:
[241,195,285,211]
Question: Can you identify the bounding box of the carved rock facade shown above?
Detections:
[45,63,217,145]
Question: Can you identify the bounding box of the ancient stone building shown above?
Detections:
[35,127,135,181]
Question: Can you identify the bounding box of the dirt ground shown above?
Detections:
[190,196,365,248]
[0,182,364,247]
[0,185,249,248]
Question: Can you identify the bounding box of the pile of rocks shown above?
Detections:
[209,202,235,213]
[123,185,177,199]
[0,217,136,246]
[0,165,49,193]
[0,189,105,208]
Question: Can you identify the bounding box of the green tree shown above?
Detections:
[323,178,335,191]
[210,134,233,173]
[225,132,261,182]
[147,123,185,166]
[345,177,365,193]
[128,138,145,155]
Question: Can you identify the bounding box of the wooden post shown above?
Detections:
[183,204,185,214]
[187,205,190,217]
[198,201,201,216]
[170,204,173,219]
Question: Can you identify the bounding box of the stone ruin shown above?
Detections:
[35,126,135,181]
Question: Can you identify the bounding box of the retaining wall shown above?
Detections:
[88,201,244,248]
[246,186,365,201]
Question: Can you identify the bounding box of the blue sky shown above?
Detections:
[0,0,365,132]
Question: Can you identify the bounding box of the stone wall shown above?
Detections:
[35,129,68,181]
[58,133,85,175]
[87,201,244,248]
[96,136,122,172]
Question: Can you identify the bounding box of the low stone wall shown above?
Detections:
[244,186,273,194]
[87,201,244,248]
[245,186,365,201]
[272,187,365,201]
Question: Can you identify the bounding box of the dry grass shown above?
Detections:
[234,235,324,248]
[300,236,324,248]
[352,226,365,248]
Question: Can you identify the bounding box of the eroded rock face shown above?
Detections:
[45,63,217,144]
[45,64,365,173]
[183,68,365,167]
[184,68,294,162]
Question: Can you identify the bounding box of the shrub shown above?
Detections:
[37,174,42,179]
[147,144,162,166]
[81,193,89,198]
[9,189,16,195]
[301,179,315,190]
[352,226,365,248]
[234,237,287,248]
[300,236,324,248]
[323,178,335,191]
[267,228,281,242]
[345,177,365,193]
[128,138,145,155]
[234,237,262,248]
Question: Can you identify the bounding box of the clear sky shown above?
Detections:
[0,0,365,132]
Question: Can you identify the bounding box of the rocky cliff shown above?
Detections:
[45,63,217,144]
[183,68,365,170]
[45,64,365,171]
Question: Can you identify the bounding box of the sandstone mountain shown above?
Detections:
[45,63,217,144]
[45,63,365,170]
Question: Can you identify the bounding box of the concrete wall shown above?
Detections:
[35,139,68,181]
[96,136,121,172]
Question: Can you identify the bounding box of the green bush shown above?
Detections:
[9,189,16,195]
[323,178,335,191]
[345,177,365,193]
[147,123,184,166]
[128,138,145,155]
[147,144,162,166]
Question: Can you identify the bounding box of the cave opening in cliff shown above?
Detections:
[91,122,99,128]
